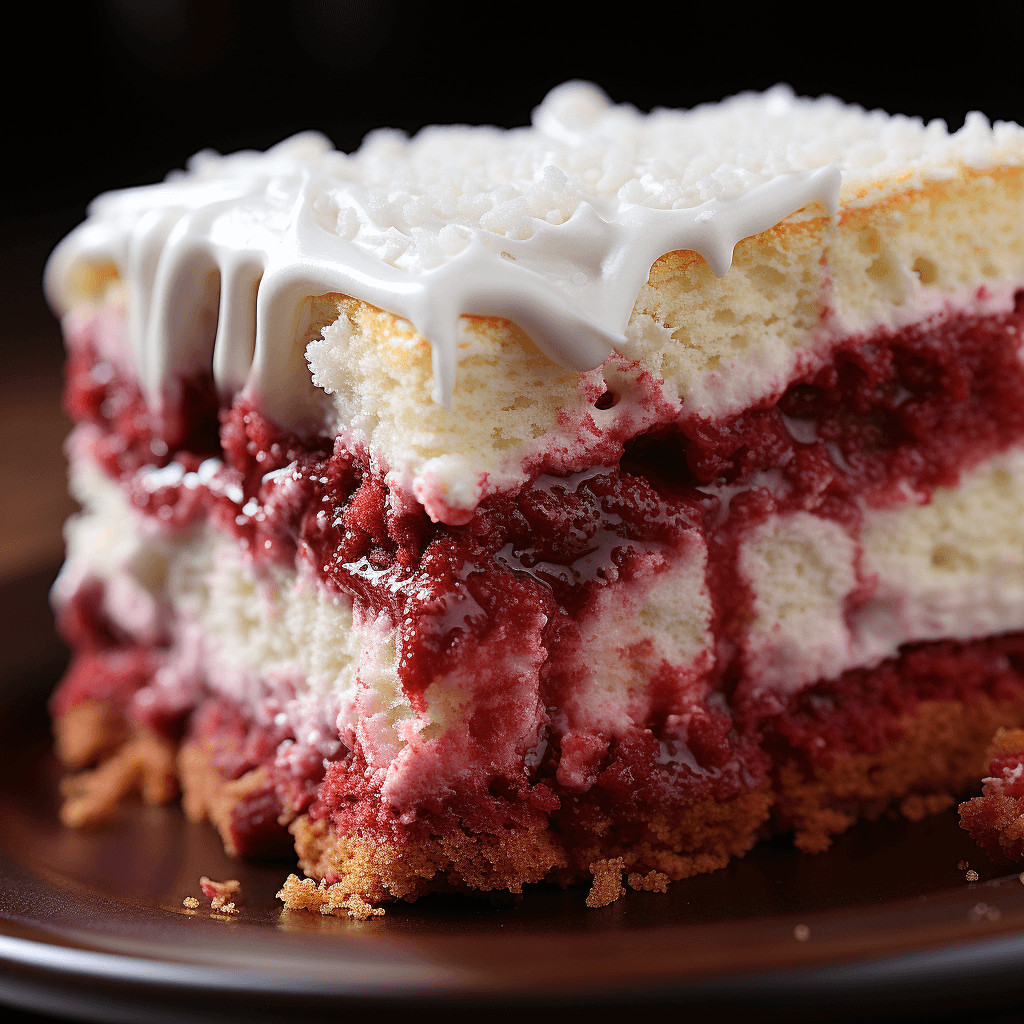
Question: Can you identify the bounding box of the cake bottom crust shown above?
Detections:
[54,698,177,828]
[54,685,1024,908]
[278,693,1024,906]
[285,784,775,909]
[775,693,1024,853]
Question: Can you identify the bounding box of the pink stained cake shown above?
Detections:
[43,83,1024,908]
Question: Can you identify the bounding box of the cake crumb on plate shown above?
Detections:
[627,870,670,893]
[586,858,625,908]
[277,874,385,920]
[199,877,242,912]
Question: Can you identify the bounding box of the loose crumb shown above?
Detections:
[966,869,980,882]
[958,860,970,871]
[794,924,810,941]
[182,896,200,909]
[586,858,625,908]
[339,895,381,922]
[58,732,178,828]
[200,877,242,911]
[277,874,385,920]
[627,870,670,893]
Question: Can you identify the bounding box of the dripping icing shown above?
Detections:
[45,82,841,422]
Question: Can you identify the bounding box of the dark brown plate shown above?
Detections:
[3,567,1024,1023]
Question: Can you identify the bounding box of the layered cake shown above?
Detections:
[45,83,1024,907]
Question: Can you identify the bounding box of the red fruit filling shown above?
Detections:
[54,294,1024,849]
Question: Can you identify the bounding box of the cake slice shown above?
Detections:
[45,83,1024,906]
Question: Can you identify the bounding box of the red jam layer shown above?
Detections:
[55,294,1024,845]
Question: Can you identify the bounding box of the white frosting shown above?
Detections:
[45,82,856,423]
[49,83,1023,427]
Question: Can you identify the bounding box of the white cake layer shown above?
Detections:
[56,437,1024,784]
[55,451,711,791]
[739,447,1024,695]
[305,162,1024,522]
[55,457,357,765]
[308,282,1022,524]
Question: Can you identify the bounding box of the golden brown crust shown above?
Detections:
[58,728,178,827]
[609,785,775,882]
[774,694,1024,853]
[53,687,1024,906]
[288,783,774,909]
[176,739,275,857]
[53,698,130,770]
[290,814,569,903]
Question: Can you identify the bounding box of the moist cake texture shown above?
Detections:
[45,83,1024,905]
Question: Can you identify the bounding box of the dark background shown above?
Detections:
[1,0,1022,581]
[4,0,1022,576]
[0,5,1023,1019]
[6,0,1024,254]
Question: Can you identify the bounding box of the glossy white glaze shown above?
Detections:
[45,84,848,421]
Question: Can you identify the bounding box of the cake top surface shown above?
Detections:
[46,82,1023,418]
[116,82,1023,248]
[325,80,1021,245]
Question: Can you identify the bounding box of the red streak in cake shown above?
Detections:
[771,635,1024,769]
[54,294,1024,845]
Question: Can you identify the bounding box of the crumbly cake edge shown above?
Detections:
[52,687,1024,909]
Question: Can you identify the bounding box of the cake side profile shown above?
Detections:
[45,84,1024,906]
